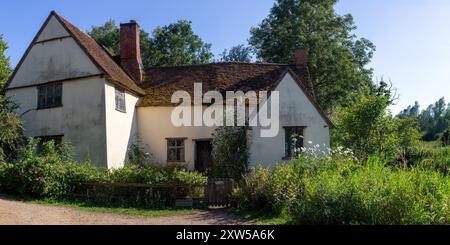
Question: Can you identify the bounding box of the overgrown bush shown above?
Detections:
[0,139,207,208]
[398,141,450,174]
[108,164,207,204]
[440,126,450,146]
[332,94,422,161]
[211,126,250,179]
[0,96,23,162]
[125,143,153,167]
[232,148,450,225]
[0,139,107,198]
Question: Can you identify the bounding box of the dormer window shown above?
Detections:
[37,82,62,109]
[115,87,126,113]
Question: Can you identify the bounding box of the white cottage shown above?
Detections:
[4,11,332,170]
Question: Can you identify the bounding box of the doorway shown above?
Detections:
[195,140,212,172]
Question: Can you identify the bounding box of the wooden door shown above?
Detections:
[195,140,212,172]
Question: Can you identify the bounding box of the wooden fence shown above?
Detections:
[75,182,206,208]
[76,178,235,208]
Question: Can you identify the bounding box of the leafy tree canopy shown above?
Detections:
[87,20,121,55]
[89,20,213,67]
[220,44,253,62]
[249,0,376,112]
[399,97,450,141]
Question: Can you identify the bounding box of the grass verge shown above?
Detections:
[27,198,200,218]
[233,209,289,225]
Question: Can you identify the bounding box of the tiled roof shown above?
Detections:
[138,63,314,106]
[137,62,333,127]
[53,12,145,95]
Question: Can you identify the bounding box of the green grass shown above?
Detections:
[231,151,450,225]
[30,198,200,218]
[234,209,289,225]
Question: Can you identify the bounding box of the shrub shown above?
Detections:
[398,141,450,174]
[211,126,250,179]
[125,143,153,167]
[109,164,207,186]
[231,166,272,211]
[0,139,108,198]
[332,94,422,161]
[232,149,450,225]
[0,139,207,208]
[0,96,23,162]
[78,165,207,209]
[440,126,450,146]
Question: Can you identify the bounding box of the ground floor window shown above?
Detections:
[166,138,186,162]
[284,126,305,159]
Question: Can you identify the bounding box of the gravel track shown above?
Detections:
[0,196,247,225]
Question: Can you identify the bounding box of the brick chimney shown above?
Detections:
[294,49,315,98]
[120,20,143,82]
[295,49,308,66]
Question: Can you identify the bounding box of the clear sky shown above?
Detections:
[1,0,449,113]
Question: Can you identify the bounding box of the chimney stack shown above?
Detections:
[294,48,315,98]
[120,20,143,82]
[295,49,308,66]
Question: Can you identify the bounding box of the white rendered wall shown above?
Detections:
[104,82,139,169]
[249,73,330,168]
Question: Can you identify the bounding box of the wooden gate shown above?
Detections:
[206,178,234,207]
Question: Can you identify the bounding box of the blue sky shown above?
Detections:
[1,0,449,113]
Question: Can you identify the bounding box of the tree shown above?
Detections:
[0,35,11,90]
[220,44,253,62]
[89,20,213,67]
[249,0,376,112]
[146,20,213,66]
[398,101,420,119]
[0,35,23,161]
[418,98,450,141]
[332,81,421,160]
[332,94,394,160]
[88,20,120,55]
[0,96,23,161]
[400,97,450,141]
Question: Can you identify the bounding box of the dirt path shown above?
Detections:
[0,196,247,225]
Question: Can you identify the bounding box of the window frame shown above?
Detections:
[284,126,306,159]
[37,82,63,110]
[115,87,126,113]
[166,137,187,162]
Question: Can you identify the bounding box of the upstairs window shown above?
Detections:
[115,87,126,112]
[166,138,186,162]
[37,82,62,109]
[284,126,305,159]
